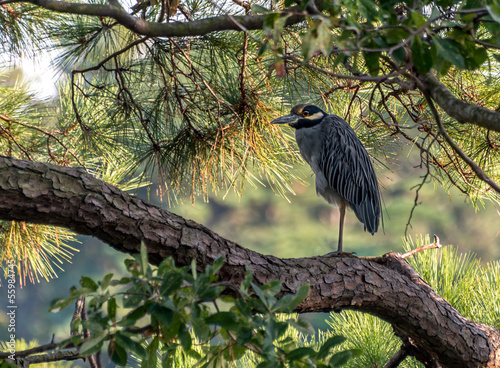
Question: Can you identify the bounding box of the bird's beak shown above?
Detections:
[270,114,299,125]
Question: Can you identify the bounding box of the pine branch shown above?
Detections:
[420,72,500,133]
[4,0,306,38]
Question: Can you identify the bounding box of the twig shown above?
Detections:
[383,345,408,368]
[401,235,442,259]
[20,351,85,364]
[284,55,412,82]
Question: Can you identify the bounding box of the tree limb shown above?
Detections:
[420,85,500,194]
[420,72,500,133]
[7,0,306,38]
[1,155,500,367]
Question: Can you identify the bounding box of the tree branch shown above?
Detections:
[9,0,306,38]
[420,85,500,194]
[1,156,500,366]
[420,72,500,133]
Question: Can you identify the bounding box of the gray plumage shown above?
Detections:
[271,103,381,253]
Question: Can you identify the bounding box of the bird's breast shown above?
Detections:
[295,124,325,169]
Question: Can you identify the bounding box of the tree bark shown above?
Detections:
[419,73,500,133]
[1,155,500,367]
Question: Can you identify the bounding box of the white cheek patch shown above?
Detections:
[307,112,324,120]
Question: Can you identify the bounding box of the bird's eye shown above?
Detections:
[302,111,309,117]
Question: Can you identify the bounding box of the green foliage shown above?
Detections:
[0,221,79,285]
[327,311,423,368]
[49,244,356,367]
[404,235,500,329]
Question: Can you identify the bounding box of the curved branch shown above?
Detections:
[420,72,500,133]
[420,87,500,194]
[1,155,500,367]
[10,0,306,37]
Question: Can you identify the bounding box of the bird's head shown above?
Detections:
[270,104,326,129]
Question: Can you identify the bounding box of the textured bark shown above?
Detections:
[1,155,500,367]
[420,73,500,133]
[22,0,306,38]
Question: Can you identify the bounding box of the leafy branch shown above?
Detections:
[2,245,359,368]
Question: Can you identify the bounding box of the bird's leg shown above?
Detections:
[337,200,346,253]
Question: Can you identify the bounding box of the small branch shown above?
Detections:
[70,297,99,368]
[401,235,442,259]
[383,344,409,368]
[0,342,62,359]
[284,55,412,82]
[21,351,85,364]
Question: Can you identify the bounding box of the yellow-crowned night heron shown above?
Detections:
[271,104,381,253]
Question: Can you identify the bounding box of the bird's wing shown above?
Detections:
[318,116,380,233]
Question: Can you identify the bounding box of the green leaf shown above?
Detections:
[252,283,268,306]
[110,277,131,286]
[114,332,146,357]
[80,276,98,291]
[124,304,148,321]
[467,47,488,70]
[257,42,271,58]
[410,11,427,28]
[178,326,192,351]
[108,339,128,366]
[363,51,381,76]
[209,257,224,276]
[49,296,78,313]
[191,317,210,342]
[302,20,333,61]
[287,347,317,361]
[272,285,309,312]
[383,28,410,45]
[266,319,289,340]
[264,12,281,30]
[261,279,282,295]
[160,273,183,297]
[329,349,362,367]
[186,349,202,360]
[79,334,106,356]
[433,38,465,69]
[317,335,347,360]
[487,5,500,24]
[241,267,253,295]
[107,297,117,320]
[223,344,247,361]
[101,273,113,290]
[142,337,160,368]
[205,311,240,330]
[287,318,315,335]
[251,4,269,13]
[151,305,174,327]
[411,36,432,73]
[256,360,277,368]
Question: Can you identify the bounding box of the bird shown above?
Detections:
[271,104,381,253]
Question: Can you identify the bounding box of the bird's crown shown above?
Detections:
[290,104,326,120]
